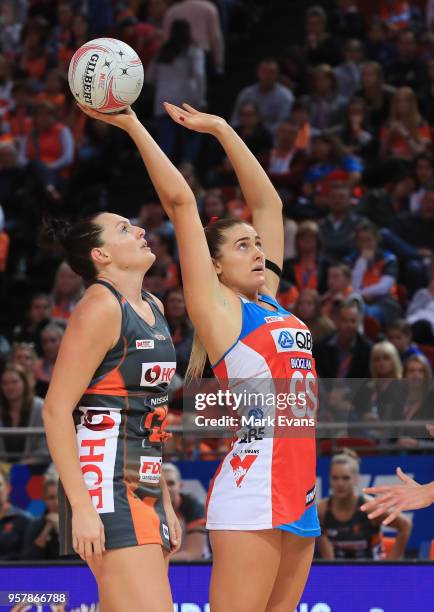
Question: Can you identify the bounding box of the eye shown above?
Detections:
[238,242,248,250]
[256,241,263,250]
[121,224,128,233]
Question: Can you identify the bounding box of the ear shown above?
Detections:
[212,257,223,276]
[91,247,111,265]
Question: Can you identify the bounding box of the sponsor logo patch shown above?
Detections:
[139,456,162,483]
[290,357,312,370]
[270,328,313,354]
[230,452,258,487]
[136,339,154,350]
[140,362,176,386]
[305,484,316,505]
[162,523,169,539]
[264,315,284,323]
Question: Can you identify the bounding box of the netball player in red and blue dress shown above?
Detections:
[79,99,321,612]
[42,213,182,611]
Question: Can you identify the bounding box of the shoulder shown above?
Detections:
[275,84,294,100]
[70,284,121,323]
[317,498,329,521]
[146,291,164,315]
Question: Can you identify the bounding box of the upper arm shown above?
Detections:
[252,205,284,297]
[44,291,121,415]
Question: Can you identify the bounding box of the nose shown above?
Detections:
[136,226,145,239]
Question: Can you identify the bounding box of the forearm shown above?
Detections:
[214,122,282,212]
[127,119,196,218]
[427,481,434,504]
[390,525,411,559]
[318,535,335,559]
[43,407,92,510]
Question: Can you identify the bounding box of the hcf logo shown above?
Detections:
[140,361,176,386]
[278,330,294,349]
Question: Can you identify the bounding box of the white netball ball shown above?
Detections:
[68,37,144,113]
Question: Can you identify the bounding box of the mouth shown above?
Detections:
[252,266,264,272]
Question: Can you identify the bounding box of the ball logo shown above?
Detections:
[278,330,294,349]
[140,361,176,387]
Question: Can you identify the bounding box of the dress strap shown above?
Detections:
[93,280,122,304]
[258,293,280,309]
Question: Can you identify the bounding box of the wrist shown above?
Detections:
[428,482,434,504]
[213,119,231,139]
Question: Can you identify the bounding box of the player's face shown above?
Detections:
[330,464,357,498]
[214,224,265,294]
[94,213,156,273]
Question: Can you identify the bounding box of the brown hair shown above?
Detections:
[186,218,249,379]
[0,364,34,426]
[331,447,360,474]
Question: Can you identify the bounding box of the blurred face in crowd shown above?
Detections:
[306,13,326,37]
[276,121,298,150]
[148,0,168,21]
[1,370,25,402]
[55,263,82,299]
[72,15,89,38]
[345,40,363,64]
[162,467,181,508]
[396,31,416,61]
[356,228,378,254]
[372,350,395,378]
[296,291,316,322]
[41,327,63,362]
[0,144,17,170]
[420,191,434,219]
[257,61,279,89]
[387,329,410,354]
[204,192,225,220]
[348,99,365,123]
[367,23,386,44]
[13,346,37,373]
[393,89,413,118]
[330,463,357,499]
[44,483,59,513]
[405,359,428,380]
[336,306,359,343]
[328,266,349,293]
[329,186,351,216]
[239,103,260,130]
[297,230,318,256]
[361,63,381,90]
[0,473,9,507]
[165,290,186,321]
[57,3,74,29]
[34,106,56,131]
[313,70,333,96]
[312,138,331,162]
[29,296,51,323]
[415,158,434,186]
[0,2,17,26]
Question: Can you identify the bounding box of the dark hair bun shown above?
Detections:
[38,217,73,253]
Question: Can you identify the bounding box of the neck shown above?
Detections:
[301,252,316,262]
[331,211,347,221]
[337,334,354,349]
[259,83,274,92]
[8,399,22,413]
[98,269,146,307]
[333,492,357,510]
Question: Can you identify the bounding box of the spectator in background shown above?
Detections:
[386,30,425,92]
[20,101,74,203]
[346,221,401,325]
[364,22,396,66]
[146,19,206,164]
[231,58,294,135]
[331,97,375,161]
[302,64,348,132]
[201,189,226,225]
[318,182,362,262]
[284,221,324,293]
[0,1,24,60]
[8,342,38,391]
[164,289,194,378]
[406,260,434,345]
[386,319,423,363]
[3,81,33,147]
[35,69,68,116]
[303,5,341,67]
[356,62,395,132]
[318,449,411,560]
[378,1,411,37]
[162,463,206,561]
[21,474,59,560]
[48,1,74,57]
[147,0,170,30]
[57,13,92,71]
[50,261,83,323]
[380,87,431,162]
[17,17,53,86]
[334,39,364,99]
[0,364,47,463]
[314,298,372,379]
[278,46,309,98]
[12,293,51,352]
[331,0,366,41]
[419,58,434,126]
[116,12,160,71]
[321,263,354,318]
[266,118,307,196]
[0,466,31,560]
[146,232,179,290]
[142,265,167,300]
[234,102,273,159]
[294,288,335,342]
[0,55,13,118]
[131,202,174,240]
[34,323,64,397]
[178,161,206,210]
[409,153,434,213]
[163,0,224,75]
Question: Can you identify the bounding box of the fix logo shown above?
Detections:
[139,456,162,483]
[136,339,154,350]
[264,315,284,323]
[155,333,166,341]
[305,484,316,506]
[270,328,313,354]
[230,453,258,487]
[140,361,176,387]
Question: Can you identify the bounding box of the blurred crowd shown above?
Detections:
[0,0,434,560]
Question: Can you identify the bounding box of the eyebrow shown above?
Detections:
[234,235,261,245]
[115,219,130,228]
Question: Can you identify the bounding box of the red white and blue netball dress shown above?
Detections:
[206,293,320,536]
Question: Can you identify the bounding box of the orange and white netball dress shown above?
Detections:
[206,294,320,535]
[59,280,176,554]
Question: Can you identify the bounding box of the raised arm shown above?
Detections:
[164,103,284,295]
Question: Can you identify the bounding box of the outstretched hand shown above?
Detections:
[76,103,138,132]
[164,102,227,135]
[361,467,430,525]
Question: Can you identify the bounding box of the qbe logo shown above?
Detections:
[139,456,162,483]
[162,523,169,539]
[271,328,312,354]
[140,361,176,387]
